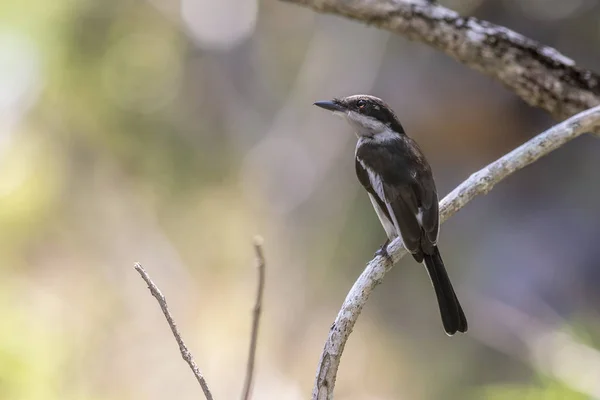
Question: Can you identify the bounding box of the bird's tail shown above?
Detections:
[423,247,468,335]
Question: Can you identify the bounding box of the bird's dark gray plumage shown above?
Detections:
[314,94,467,335]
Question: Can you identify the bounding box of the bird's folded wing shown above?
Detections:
[383,184,422,254]
[413,176,439,245]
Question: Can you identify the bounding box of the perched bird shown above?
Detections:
[314,95,467,335]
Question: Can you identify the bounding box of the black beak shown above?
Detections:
[313,100,346,112]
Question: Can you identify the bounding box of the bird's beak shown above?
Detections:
[313,100,346,113]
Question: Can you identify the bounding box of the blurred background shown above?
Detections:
[1,0,600,399]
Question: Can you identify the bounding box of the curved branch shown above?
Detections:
[311,105,600,400]
[281,0,600,129]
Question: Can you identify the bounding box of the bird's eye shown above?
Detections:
[356,99,366,110]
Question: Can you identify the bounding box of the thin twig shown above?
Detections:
[241,236,266,400]
[281,0,600,134]
[311,105,600,400]
[134,263,214,400]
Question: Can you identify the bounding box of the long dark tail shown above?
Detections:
[423,247,468,335]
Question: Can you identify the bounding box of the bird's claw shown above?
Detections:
[374,240,392,261]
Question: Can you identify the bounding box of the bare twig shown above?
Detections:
[311,105,600,400]
[281,0,600,134]
[241,237,266,400]
[134,263,214,400]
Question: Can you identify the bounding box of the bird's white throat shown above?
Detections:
[343,111,402,143]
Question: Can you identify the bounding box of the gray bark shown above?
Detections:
[281,0,600,132]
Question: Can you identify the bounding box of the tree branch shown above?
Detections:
[241,237,266,400]
[281,0,600,132]
[311,105,600,400]
[134,263,214,400]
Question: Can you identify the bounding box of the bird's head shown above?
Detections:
[314,94,405,138]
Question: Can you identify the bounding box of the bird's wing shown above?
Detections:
[356,149,422,253]
[356,157,394,222]
[389,136,440,250]
[414,173,439,246]
[382,182,422,254]
[356,137,439,254]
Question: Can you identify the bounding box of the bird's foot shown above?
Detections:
[374,239,392,261]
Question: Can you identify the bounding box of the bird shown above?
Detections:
[314,94,467,335]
